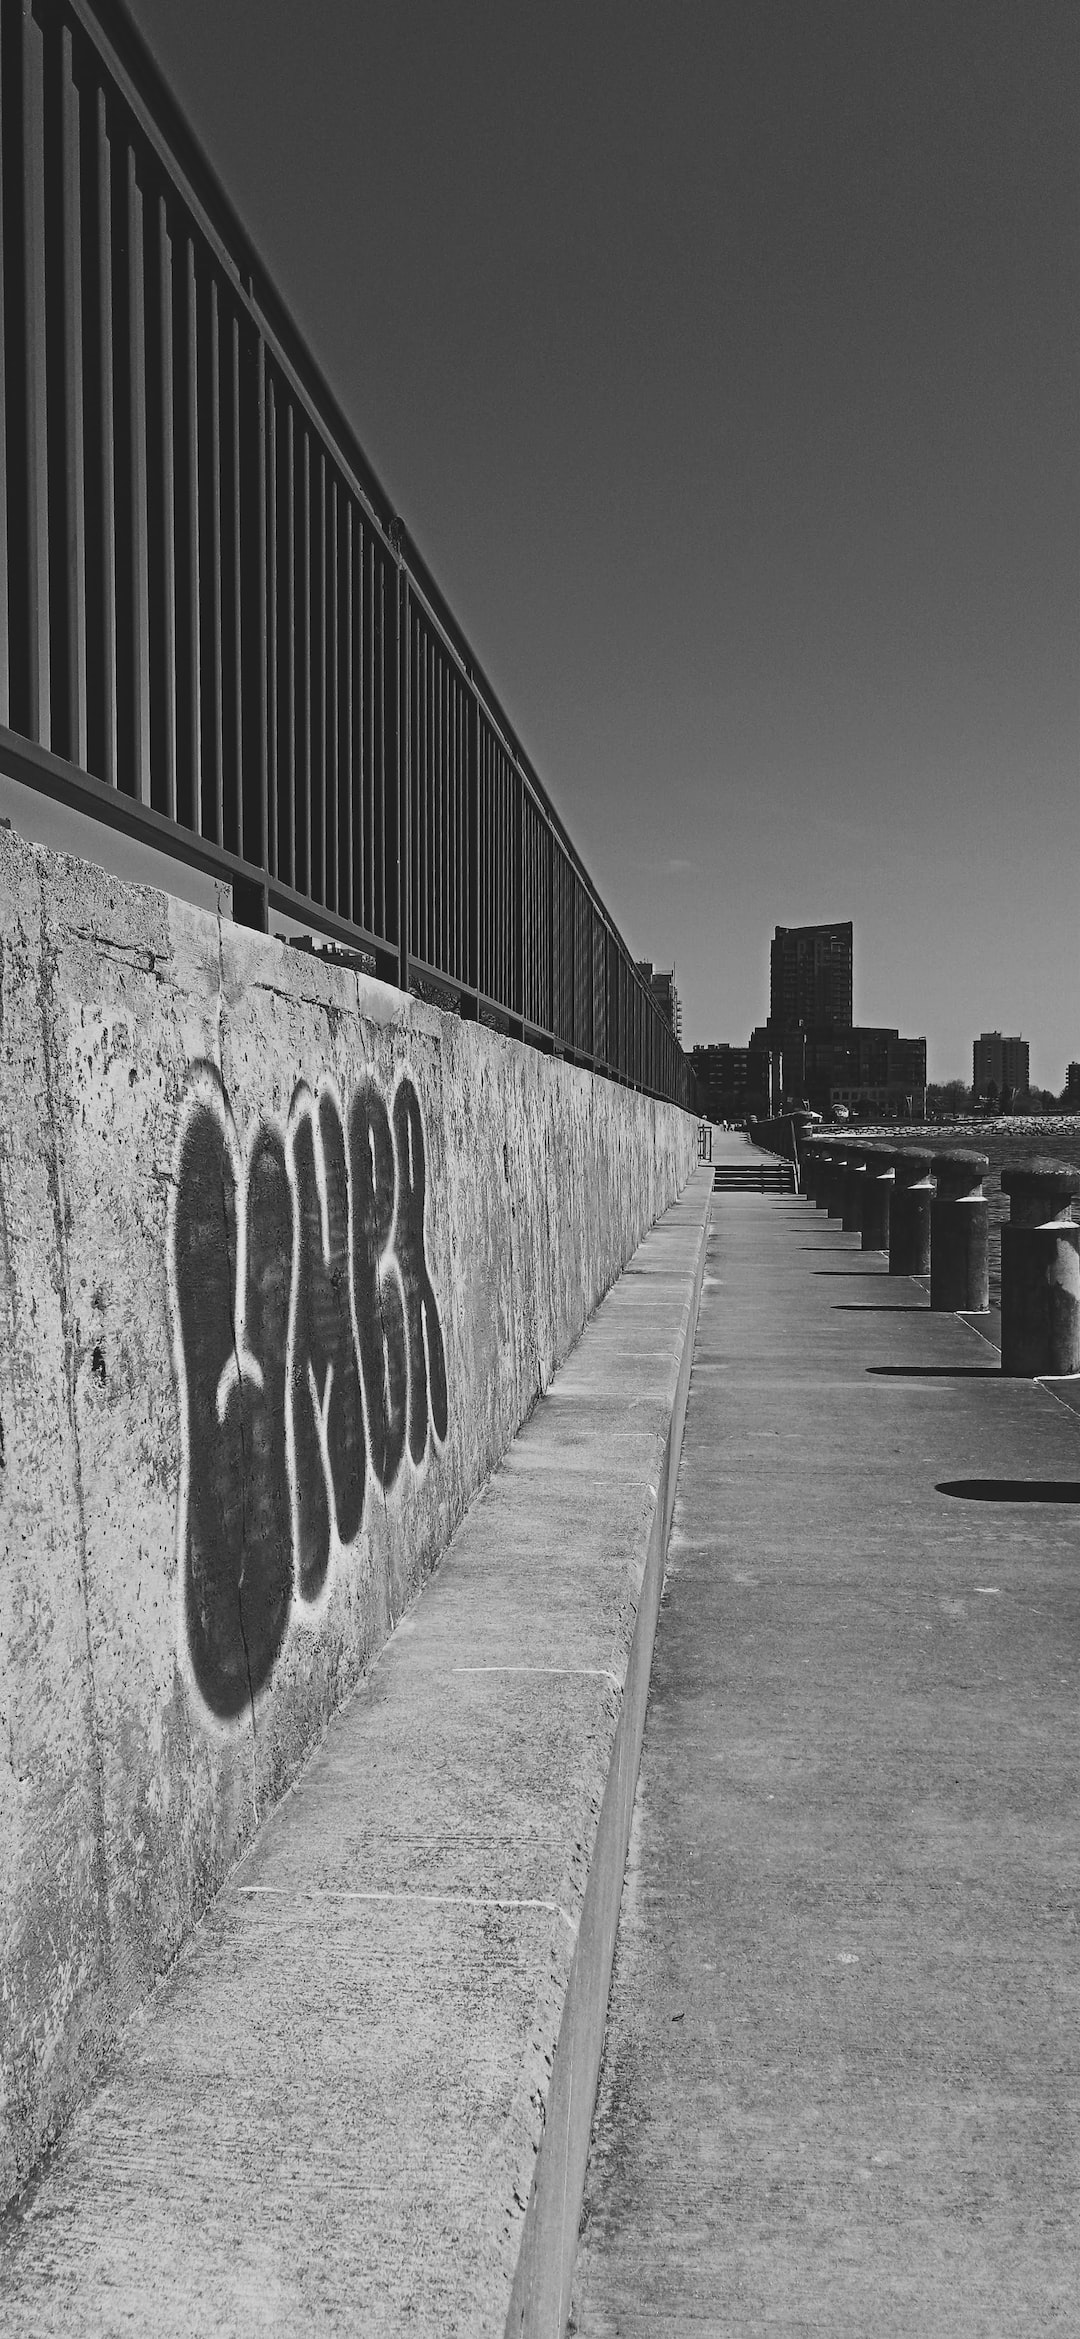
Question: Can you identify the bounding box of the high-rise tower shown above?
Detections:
[769,921,853,1033]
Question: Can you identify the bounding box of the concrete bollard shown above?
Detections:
[841,1147,868,1235]
[814,1146,834,1211]
[888,1149,935,1278]
[860,1148,893,1252]
[1000,1159,1080,1376]
[800,1139,819,1203]
[808,1140,827,1205]
[930,1151,989,1312]
[827,1149,848,1220]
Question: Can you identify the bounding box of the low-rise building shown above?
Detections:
[755,1023,927,1119]
[689,1040,770,1122]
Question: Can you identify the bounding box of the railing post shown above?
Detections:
[889,1149,934,1278]
[930,1151,989,1312]
[395,555,409,996]
[1000,1160,1080,1376]
[860,1148,894,1253]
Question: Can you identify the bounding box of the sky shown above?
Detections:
[115,0,1077,1085]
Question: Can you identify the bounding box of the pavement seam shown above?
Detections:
[452,1664,624,1689]
[235,1885,576,1920]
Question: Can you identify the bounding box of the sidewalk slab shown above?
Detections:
[0,1170,712,2339]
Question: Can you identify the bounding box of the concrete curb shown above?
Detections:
[504,1175,711,2339]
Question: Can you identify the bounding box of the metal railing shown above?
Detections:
[0,0,692,1109]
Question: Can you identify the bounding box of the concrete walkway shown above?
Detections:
[574,1141,1080,2335]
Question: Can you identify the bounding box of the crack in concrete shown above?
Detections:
[33,867,115,2037]
[215,909,259,1818]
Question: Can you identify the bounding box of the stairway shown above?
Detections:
[713,1157,796,1195]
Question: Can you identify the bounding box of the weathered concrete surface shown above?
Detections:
[0,1171,712,2335]
[574,1147,1080,2335]
[0,820,698,2206]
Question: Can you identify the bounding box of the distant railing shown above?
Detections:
[0,0,693,1110]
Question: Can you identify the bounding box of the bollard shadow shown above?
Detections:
[833,1302,928,1312]
[937,1479,1080,1504]
[868,1364,1001,1379]
[814,1268,886,1277]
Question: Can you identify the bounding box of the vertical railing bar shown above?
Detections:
[504,757,511,1009]
[420,619,429,966]
[446,665,454,977]
[282,395,295,886]
[416,616,425,964]
[411,609,419,961]
[327,466,338,912]
[494,745,501,1006]
[252,330,269,881]
[447,675,455,978]
[488,737,495,1001]
[499,753,506,1005]
[434,639,441,972]
[60,24,86,768]
[228,306,242,852]
[368,526,377,934]
[353,509,364,926]
[451,680,459,978]
[265,366,278,877]
[341,485,352,922]
[23,0,49,743]
[182,229,199,823]
[126,141,149,799]
[397,563,409,992]
[418,620,427,966]
[207,273,223,840]
[155,188,176,815]
[452,673,460,977]
[0,4,9,729]
[314,445,326,905]
[457,684,465,979]
[300,423,311,896]
[365,524,375,931]
[436,644,445,972]
[435,648,443,972]
[483,733,491,1000]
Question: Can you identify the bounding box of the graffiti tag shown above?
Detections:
[169,1063,448,1722]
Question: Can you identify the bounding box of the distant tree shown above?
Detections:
[926,1080,973,1117]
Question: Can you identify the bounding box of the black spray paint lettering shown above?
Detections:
[289,1087,366,1603]
[170,1063,447,1722]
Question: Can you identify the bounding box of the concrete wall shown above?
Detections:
[0,823,697,2208]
